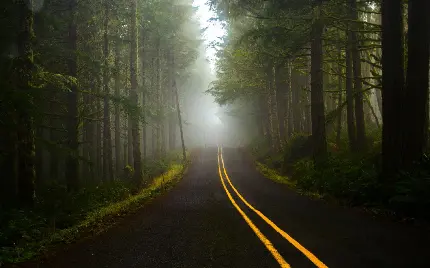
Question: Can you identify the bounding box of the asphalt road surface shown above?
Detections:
[29,147,430,267]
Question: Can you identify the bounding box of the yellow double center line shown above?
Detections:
[217,146,328,268]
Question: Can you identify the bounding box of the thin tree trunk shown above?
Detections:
[103,0,113,181]
[173,80,186,161]
[267,63,279,151]
[114,39,121,175]
[140,28,147,167]
[275,64,286,146]
[402,0,430,167]
[168,50,176,151]
[381,0,404,177]
[160,50,166,158]
[305,56,312,134]
[336,39,343,146]
[310,2,327,162]
[66,0,79,191]
[292,69,301,133]
[346,25,357,151]
[130,0,142,181]
[83,90,93,180]
[16,0,36,206]
[155,38,161,159]
[336,78,343,146]
[286,61,293,138]
[96,77,102,180]
[350,0,366,150]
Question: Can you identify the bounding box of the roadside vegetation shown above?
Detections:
[1,152,188,263]
[252,130,430,221]
[209,1,430,221]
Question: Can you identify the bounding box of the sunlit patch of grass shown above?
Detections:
[255,161,324,200]
[1,163,187,264]
[256,162,296,188]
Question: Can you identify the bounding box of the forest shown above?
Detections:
[0,0,213,262]
[1,0,430,265]
[208,0,430,219]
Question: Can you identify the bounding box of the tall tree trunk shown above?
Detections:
[114,39,122,175]
[336,39,343,146]
[83,89,93,181]
[96,77,102,180]
[262,92,272,147]
[346,25,357,151]
[155,38,161,159]
[66,0,79,191]
[160,50,166,158]
[286,61,293,137]
[168,50,176,151]
[130,0,142,181]
[140,28,147,167]
[275,64,286,146]
[304,56,312,134]
[267,63,279,151]
[16,0,36,206]
[402,0,430,168]
[350,0,366,150]
[381,0,404,177]
[103,0,113,181]
[173,79,186,161]
[291,69,301,133]
[128,117,133,165]
[310,2,327,162]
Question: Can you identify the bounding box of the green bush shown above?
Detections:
[390,157,430,218]
[293,154,380,206]
[254,129,430,220]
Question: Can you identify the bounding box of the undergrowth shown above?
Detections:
[0,157,188,264]
[251,129,430,221]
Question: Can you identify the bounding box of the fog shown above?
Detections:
[177,1,246,149]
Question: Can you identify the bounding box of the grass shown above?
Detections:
[255,162,295,188]
[0,162,188,264]
[255,161,324,200]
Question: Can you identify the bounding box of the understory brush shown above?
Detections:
[0,152,187,264]
[251,130,430,221]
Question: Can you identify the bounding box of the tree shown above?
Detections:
[402,0,430,168]
[16,0,36,206]
[103,0,114,181]
[381,0,404,177]
[66,0,79,191]
[349,0,366,150]
[310,1,327,162]
[130,0,142,181]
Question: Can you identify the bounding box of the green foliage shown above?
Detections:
[390,157,430,218]
[254,129,430,221]
[292,154,380,206]
[256,162,296,188]
[283,133,312,166]
[0,163,186,263]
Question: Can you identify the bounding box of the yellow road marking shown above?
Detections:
[219,147,328,268]
[217,147,291,268]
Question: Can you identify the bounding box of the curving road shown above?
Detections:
[31,147,430,267]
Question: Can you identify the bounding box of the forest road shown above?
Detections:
[27,147,430,268]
